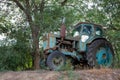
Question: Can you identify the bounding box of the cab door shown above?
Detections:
[79,24,94,51]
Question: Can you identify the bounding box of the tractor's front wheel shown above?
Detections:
[87,39,114,68]
[46,51,66,70]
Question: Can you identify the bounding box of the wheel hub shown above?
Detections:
[96,47,113,67]
[102,53,106,59]
[52,56,64,67]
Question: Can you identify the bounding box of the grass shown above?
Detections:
[60,59,74,71]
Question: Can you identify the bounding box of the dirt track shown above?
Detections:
[0,69,120,80]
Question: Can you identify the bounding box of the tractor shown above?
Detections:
[42,22,114,70]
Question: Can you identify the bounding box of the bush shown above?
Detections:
[0,44,32,71]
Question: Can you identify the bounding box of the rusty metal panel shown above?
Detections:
[60,24,66,38]
[43,33,56,50]
[43,34,48,50]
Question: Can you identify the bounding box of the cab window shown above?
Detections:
[73,25,81,37]
[82,25,92,35]
[96,27,102,35]
[73,31,79,37]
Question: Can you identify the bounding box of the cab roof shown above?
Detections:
[74,22,103,29]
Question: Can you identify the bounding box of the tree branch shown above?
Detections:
[25,0,30,9]
[39,0,45,12]
[31,0,38,12]
[12,0,25,13]
[24,0,33,24]
[61,0,67,6]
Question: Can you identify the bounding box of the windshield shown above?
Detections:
[82,25,92,35]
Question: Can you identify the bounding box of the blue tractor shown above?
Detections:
[42,22,114,70]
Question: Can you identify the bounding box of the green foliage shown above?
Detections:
[60,59,74,71]
[0,45,32,71]
[0,28,32,71]
[106,30,120,68]
[0,44,32,71]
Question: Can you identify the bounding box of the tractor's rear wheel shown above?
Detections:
[47,51,66,70]
[87,39,114,68]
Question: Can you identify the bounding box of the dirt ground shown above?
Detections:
[0,69,120,80]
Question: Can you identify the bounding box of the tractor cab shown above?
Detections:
[73,23,93,41]
[73,22,103,51]
[73,22,103,41]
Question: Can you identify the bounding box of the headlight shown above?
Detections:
[81,35,89,42]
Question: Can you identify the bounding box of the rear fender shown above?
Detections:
[79,37,106,52]
[87,37,107,45]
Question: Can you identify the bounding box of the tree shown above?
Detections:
[10,0,44,69]
[101,0,120,67]
[10,0,79,69]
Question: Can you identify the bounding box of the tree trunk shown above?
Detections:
[31,26,40,69]
[12,0,44,70]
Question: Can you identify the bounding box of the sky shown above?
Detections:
[0,34,6,40]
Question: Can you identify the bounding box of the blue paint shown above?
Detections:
[49,37,56,48]
[61,50,82,61]
[79,41,86,51]
[43,41,47,50]
[96,47,113,67]
[61,50,77,57]
[43,34,56,50]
